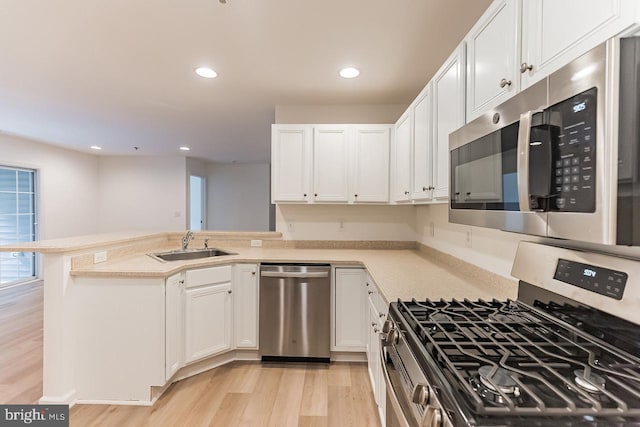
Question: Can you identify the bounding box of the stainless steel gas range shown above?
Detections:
[381,242,640,427]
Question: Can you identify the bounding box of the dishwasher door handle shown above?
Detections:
[260,271,329,279]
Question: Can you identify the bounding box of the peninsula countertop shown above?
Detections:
[70,244,518,303]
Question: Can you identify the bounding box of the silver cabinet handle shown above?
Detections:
[404,191,410,195]
[227,290,232,294]
[368,290,374,295]
[520,62,534,73]
[379,312,385,318]
[260,271,329,278]
[500,78,512,88]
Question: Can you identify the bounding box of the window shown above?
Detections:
[0,166,37,285]
[189,175,206,231]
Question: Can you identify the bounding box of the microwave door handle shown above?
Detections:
[517,110,541,212]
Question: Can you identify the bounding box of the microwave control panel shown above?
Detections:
[554,259,627,300]
[545,88,597,212]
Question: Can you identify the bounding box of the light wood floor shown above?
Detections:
[1,281,380,426]
[0,280,44,404]
[71,361,380,427]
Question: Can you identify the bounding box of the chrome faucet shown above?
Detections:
[181,231,195,250]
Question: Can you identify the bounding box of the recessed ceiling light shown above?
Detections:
[339,67,360,79]
[195,67,218,79]
[179,146,190,151]
[90,145,102,150]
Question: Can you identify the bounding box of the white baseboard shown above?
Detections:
[39,389,77,406]
[74,399,154,406]
[330,351,367,362]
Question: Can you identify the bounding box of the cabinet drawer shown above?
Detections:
[365,274,388,318]
[185,265,232,288]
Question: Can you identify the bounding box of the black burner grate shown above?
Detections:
[396,298,640,418]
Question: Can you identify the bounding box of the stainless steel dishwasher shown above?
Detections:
[259,263,331,362]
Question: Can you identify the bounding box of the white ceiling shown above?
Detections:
[0,0,490,163]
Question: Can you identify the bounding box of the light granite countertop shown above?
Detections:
[71,244,518,303]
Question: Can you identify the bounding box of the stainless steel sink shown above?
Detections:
[149,248,236,262]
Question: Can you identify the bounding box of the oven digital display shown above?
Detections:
[554,259,627,300]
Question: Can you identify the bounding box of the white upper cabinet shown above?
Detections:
[272,124,391,204]
[313,126,350,202]
[411,84,433,202]
[521,0,638,89]
[432,44,465,201]
[466,0,520,121]
[351,126,391,203]
[271,125,311,203]
[393,112,412,202]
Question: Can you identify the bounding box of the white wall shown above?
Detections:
[275,104,406,124]
[415,204,537,278]
[415,204,640,279]
[0,132,99,239]
[97,156,188,232]
[207,163,270,231]
[276,204,416,241]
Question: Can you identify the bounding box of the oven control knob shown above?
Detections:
[385,328,400,345]
[424,406,443,427]
[381,320,393,334]
[411,383,430,406]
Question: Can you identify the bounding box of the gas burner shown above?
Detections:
[478,365,519,395]
[574,369,606,393]
[470,365,522,406]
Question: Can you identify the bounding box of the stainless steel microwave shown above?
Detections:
[449,36,640,246]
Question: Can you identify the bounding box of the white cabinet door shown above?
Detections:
[184,282,232,364]
[466,0,520,121]
[333,268,366,351]
[313,126,349,202]
[433,44,465,201]
[411,84,433,201]
[352,125,391,203]
[393,112,412,202]
[165,273,183,381]
[271,125,312,203]
[521,0,638,89]
[233,263,258,349]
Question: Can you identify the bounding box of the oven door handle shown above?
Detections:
[516,110,542,212]
[379,337,411,427]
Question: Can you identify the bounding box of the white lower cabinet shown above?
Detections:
[184,278,232,364]
[165,273,184,381]
[365,274,387,423]
[333,268,367,351]
[233,263,259,349]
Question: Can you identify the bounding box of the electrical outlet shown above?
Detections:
[337,219,345,232]
[287,222,295,232]
[465,229,472,248]
[94,251,107,264]
[250,240,262,248]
